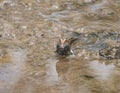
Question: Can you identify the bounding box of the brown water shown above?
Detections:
[0,0,120,93]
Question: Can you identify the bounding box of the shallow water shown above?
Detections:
[0,0,120,93]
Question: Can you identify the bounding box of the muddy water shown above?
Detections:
[0,0,120,93]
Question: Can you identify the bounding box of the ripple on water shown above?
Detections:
[90,0,108,11]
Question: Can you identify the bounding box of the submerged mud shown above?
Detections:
[0,0,120,93]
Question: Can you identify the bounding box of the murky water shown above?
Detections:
[0,0,120,93]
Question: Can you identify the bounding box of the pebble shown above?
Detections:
[21,25,27,29]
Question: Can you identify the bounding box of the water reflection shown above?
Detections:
[89,60,115,81]
[45,58,59,85]
[0,48,27,92]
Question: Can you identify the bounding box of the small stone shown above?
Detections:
[52,5,59,9]
[41,33,44,36]
[21,26,27,29]
[85,0,95,3]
